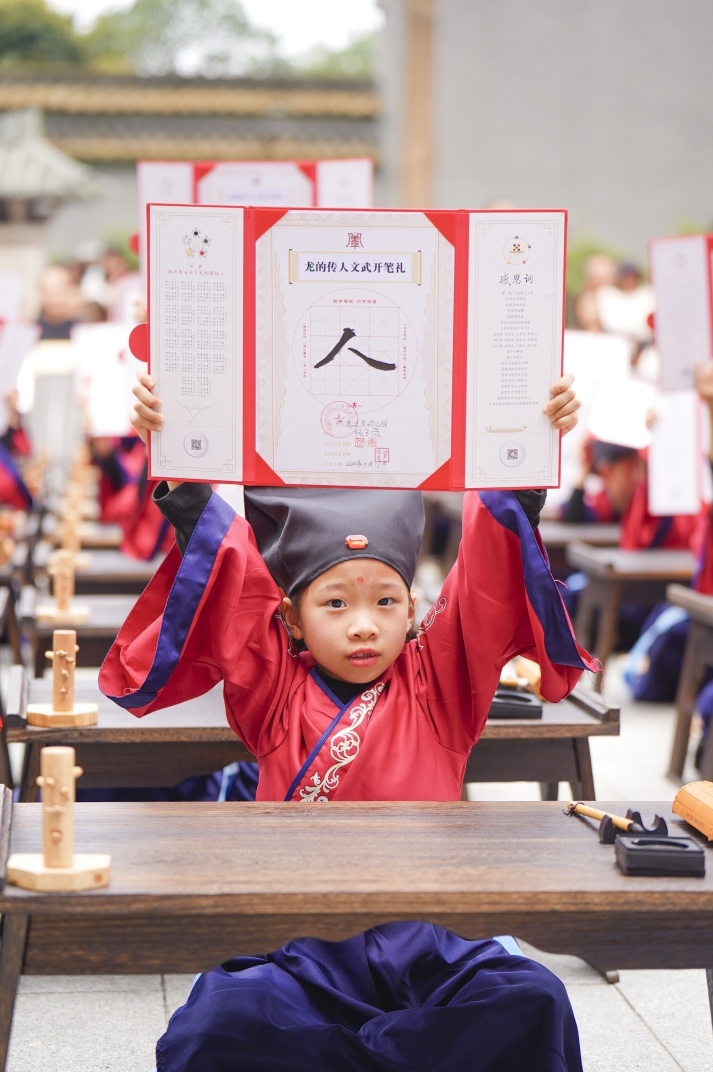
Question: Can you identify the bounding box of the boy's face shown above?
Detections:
[599,454,645,513]
[282,558,415,684]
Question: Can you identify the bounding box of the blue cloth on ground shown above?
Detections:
[622,603,690,702]
[156,921,583,1072]
[76,762,259,803]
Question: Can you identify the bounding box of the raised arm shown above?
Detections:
[412,375,595,751]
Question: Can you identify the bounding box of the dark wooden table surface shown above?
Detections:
[0,799,710,1070]
[538,521,622,548]
[566,542,696,682]
[539,520,621,576]
[32,543,163,595]
[41,515,123,549]
[17,589,136,677]
[4,670,618,802]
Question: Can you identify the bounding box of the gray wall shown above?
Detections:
[45,166,138,261]
[378,0,713,261]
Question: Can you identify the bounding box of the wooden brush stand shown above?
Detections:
[27,629,98,727]
[51,514,91,568]
[7,746,111,891]
[0,534,15,568]
[36,550,91,623]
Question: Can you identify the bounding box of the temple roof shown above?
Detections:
[0,74,381,164]
[0,109,100,199]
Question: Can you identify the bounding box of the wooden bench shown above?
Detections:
[566,542,696,684]
[0,798,710,1072]
[666,583,713,781]
[4,668,618,802]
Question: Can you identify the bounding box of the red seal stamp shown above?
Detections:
[320,401,358,438]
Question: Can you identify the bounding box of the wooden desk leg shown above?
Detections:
[0,736,13,792]
[0,913,29,1072]
[572,739,596,800]
[574,578,599,652]
[33,639,44,680]
[594,579,622,686]
[539,782,559,801]
[668,623,706,781]
[707,969,713,1032]
[4,594,22,665]
[19,744,40,803]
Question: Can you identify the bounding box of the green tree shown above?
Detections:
[0,0,85,68]
[292,31,377,80]
[84,0,281,77]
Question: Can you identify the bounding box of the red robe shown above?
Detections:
[0,443,31,510]
[97,441,173,561]
[619,477,700,551]
[99,490,596,802]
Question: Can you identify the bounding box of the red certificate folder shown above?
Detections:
[138,204,567,491]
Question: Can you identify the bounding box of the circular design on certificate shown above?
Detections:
[502,235,531,265]
[320,401,358,438]
[293,288,417,413]
[500,441,525,467]
[184,430,209,458]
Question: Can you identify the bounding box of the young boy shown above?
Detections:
[100,372,593,1071]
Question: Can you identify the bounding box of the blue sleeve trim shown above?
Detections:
[479,491,588,669]
[105,491,236,708]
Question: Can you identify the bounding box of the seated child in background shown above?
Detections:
[100,372,593,1072]
[625,363,713,723]
[562,439,644,524]
[0,389,32,510]
[90,434,173,561]
[561,437,699,549]
[560,435,700,649]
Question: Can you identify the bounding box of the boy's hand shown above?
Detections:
[543,373,580,435]
[130,372,164,446]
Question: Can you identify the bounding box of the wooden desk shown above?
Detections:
[467,685,618,799]
[41,515,123,549]
[0,798,710,1071]
[538,521,621,576]
[5,671,248,800]
[17,588,136,677]
[32,543,162,596]
[421,497,621,576]
[566,543,696,680]
[5,669,618,801]
[666,584,713,781]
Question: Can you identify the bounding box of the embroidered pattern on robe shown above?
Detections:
[297,683,385,802]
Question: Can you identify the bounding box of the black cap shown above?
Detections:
[590,440,640,472]
[244,486,425,595]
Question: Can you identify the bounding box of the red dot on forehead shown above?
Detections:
[357,576,364,584]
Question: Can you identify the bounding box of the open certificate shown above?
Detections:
[144,204,566,489]
[465,212,565,487]
[252,210,454,487]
